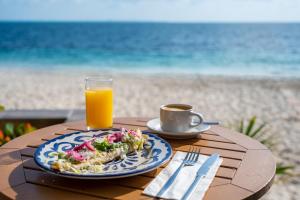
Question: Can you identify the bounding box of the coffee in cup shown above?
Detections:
[160,104,204,132]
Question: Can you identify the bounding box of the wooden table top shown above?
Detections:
[0,117,276,200]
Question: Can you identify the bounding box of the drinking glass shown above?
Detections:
[85,76,113,130]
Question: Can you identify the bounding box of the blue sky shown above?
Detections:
[0,0,300,22]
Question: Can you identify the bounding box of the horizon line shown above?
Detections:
[0,20,300,24]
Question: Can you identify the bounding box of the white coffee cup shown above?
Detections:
[160,104,204,132]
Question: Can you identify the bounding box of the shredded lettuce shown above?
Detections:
[93,140,110,151]
[58,152,66,159]
[93,140,129,152]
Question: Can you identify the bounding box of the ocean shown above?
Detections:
[0,22,300,76]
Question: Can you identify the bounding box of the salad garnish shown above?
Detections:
[51,128,148,174]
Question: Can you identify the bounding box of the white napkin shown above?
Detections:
[143,151,222,200]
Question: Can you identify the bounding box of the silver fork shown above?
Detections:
[156,146,201,197]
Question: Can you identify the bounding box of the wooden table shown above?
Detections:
[0,117,276,200]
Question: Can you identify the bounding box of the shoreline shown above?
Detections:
[1,66,300,80]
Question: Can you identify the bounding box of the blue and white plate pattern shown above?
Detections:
[34,129,172,179]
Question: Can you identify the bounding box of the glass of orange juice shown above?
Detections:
[85,76,113,130]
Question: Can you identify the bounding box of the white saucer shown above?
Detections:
[146,118,211,139]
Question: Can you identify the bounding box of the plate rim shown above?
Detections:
[34,129,172,179]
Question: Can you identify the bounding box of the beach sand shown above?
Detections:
[1,68,299,199]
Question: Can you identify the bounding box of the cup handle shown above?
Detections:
[190,111,204,127]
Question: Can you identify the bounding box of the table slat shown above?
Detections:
[175,145,244,160]
[169,139,246,152]
[20,147,36,157]
[164,152,241,169]
[231,150,276,193]
[0,148,22,165]
[1,183,104,200]
[24,169,152,200]
[0,162,26,191]
[113,117,152,127]
[210,126,268,150]
[204,184,253,200]
[198,133,235,144]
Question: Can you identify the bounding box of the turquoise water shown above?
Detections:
[0,22,300,76]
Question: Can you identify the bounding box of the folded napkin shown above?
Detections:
[143,151,222,200]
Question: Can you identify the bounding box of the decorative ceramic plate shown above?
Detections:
[147,118,211,139]
[34,129,172,179]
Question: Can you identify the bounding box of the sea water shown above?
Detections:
[0,22,300,77]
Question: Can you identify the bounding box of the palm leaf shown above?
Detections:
[4,123,14,138]
[235,116,295,180]
[245,116,256,136]
[276,163,294,175]
[0,104,4,112]
[249,123,266,138]
[239,119,244,133]
[260,137,276,149]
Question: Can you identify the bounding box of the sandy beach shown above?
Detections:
[0,68,299,199]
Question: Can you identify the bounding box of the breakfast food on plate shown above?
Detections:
[51,128,148,174]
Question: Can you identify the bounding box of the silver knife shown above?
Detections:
[181,154,220,200]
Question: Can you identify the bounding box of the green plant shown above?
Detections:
[0,122,37,146]
[0,104,4,112]
[0,104,37,146]
[238,116,276,149]
[276,163,294,175]
[237,116,294,178]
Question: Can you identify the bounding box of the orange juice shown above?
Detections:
[85,88,113,129]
